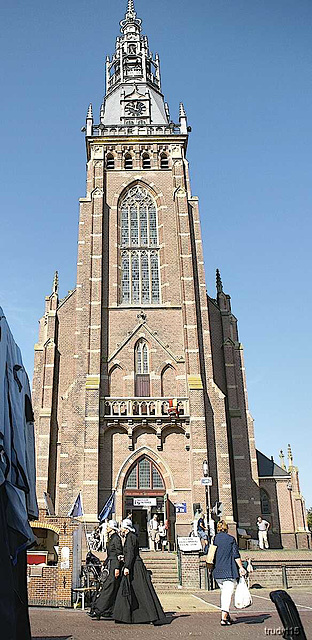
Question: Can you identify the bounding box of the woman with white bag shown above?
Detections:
[212,520,248,626]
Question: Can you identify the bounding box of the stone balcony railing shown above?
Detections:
[91,123,182,137]
[100,397,189,421]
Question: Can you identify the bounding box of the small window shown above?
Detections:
[124,153,133,170]
[160,153,169,169]
[106,154,114,170]
[260,489,271,515]
[142,153,151,169]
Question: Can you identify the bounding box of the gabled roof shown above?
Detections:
[257,450,290,478]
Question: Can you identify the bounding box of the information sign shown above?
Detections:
[177,536,202,552]
[133,497,157,507]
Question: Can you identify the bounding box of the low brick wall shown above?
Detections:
[27,511,81,607]
[180,551,200,588]
[250,563,312,588]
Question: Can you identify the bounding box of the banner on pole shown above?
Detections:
[98,491,115,522]
[67,492,83,518]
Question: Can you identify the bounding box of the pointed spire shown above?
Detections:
[86,103,93,136]
[287,444,293,470]
[216,269,223,294]
[126,0,136,15]
[179,102,188,134]
[279,449,286,470]
[179,103,186,118]
[52,271,59,295]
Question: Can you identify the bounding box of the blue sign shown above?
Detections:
[175,502,187,513]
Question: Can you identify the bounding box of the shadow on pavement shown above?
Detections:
[233,614,271,625]
[32,636,72,639]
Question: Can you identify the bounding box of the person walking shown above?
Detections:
[197,512,209,552]
[257,516,270,549]
[113,518,167,625]
[90,520,123,620]
[149,514,159,551]
[158,521,167,551]
[213,520,246,626]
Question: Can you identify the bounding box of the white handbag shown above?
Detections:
[234,577,252,609]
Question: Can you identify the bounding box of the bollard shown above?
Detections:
[282,565,288,589]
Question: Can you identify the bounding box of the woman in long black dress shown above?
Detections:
[113,518,167,625]
[90,520,123,620]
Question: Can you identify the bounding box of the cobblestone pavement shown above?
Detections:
[30,587,312,640]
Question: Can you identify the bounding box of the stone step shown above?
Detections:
[151,573,178,582]
[144,562,177,569]
[152,576,178,584]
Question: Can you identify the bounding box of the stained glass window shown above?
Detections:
[139,459,150,488]
[151,252,160,303]
[121,252,130,303]
[141,252,150,303]
[149,206,157,246]
[121,207,129,246]
[130,206,138,245]
[140,205,148,245]
[131,252,140,302]
[125,457,165,490]
[126,467,137,488]
[120,185,160,304]
[152,466,164,488]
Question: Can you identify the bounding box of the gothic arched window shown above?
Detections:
[135,340,150,396]
[120,185,160,305]
[125,457,165,491]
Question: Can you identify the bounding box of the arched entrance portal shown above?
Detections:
[123,455,167,549]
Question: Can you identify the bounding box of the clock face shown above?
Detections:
[125,101,146,117]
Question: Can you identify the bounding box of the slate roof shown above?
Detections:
[256,450,290,478]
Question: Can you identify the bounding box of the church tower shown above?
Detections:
[32,1,262,542]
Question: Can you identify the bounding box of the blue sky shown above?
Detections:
[1,0,311,507]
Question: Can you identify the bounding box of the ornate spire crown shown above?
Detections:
[216,269,223,294]
[52,271,59,295]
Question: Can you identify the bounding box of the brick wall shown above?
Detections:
[180,551,200,589]
[28,511,81,607]
[250,564,312,588]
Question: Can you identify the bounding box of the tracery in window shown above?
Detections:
[120,185,161,304]
[125,457,165,491]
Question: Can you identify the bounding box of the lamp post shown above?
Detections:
[202,459,212,541]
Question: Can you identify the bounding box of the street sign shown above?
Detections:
[174,502,187,513]
[201,477,212,486]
